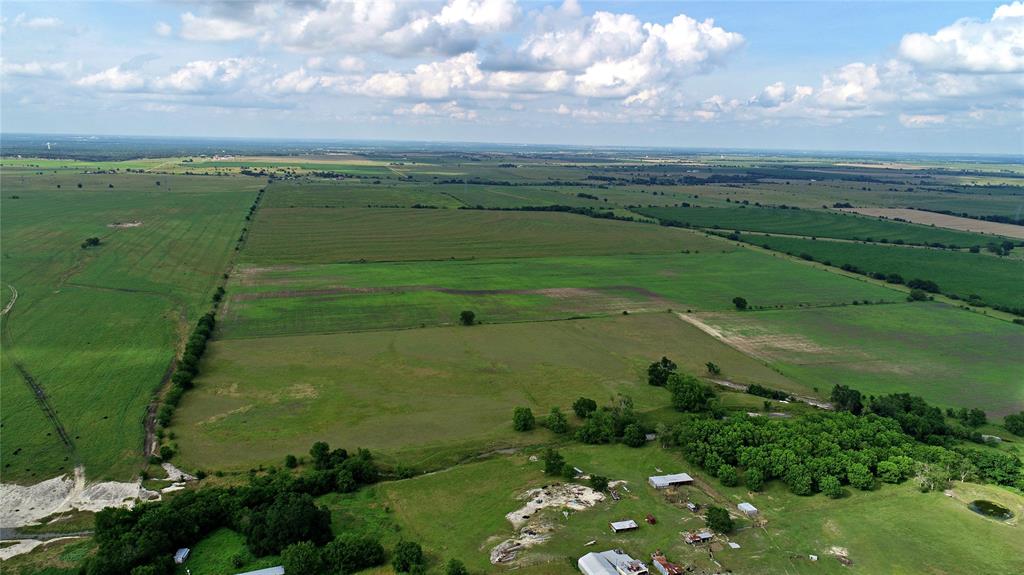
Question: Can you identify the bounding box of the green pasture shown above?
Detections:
[219,251,900,338]
[1,171,257,481]
[638,205,1001,245]
[740,235,1024,310]
[170,313,801,473]
[240,208,716,264]
[691,302,1024,415]
[341,445,1024,574]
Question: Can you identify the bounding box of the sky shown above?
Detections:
[1,1,1022,154]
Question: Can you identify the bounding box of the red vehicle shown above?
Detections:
[645,513,657,525]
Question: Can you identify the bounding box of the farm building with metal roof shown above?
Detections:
[647,473,693,489]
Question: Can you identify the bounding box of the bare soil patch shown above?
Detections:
[107,220,142,228]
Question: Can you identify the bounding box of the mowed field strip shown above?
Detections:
[240,208,716,263]
[638,205,1002,245]
[170,313,802,472]
[219,251,900,338]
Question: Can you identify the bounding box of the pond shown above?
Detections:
[968,500,1013,521]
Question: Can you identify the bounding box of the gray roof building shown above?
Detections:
[578,550,649,575]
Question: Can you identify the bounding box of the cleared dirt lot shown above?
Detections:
[841,208,1024,240]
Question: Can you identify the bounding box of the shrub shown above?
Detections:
[572,397,597,418]
[705,506,734,533]
[820,475,844,498]
[718,464,738,487]
[513,407,535,431]
[392,541,425,573]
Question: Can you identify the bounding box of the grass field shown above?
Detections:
[738,235,1024,311]
[1,171,258,481]
[219,251,900,338]
[172,528,280,575]
[335,444,1024,574]
[688,302,1024,416]
[169,313,803,473]
[638,205,1002,245]
[240,208,719,264]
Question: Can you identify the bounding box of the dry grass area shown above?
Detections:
[841,208,1024,240]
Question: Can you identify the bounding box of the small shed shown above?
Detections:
[684,530,714,544]
[610,519,639,533]
[738,502,758,517]
[685,502,698,512]
[173,548,190,565]
[648,473,693,489]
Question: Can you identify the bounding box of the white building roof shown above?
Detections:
[738,502,758,513]
[234,567,285,575]
[610,519,639,531]
[648,473,693,487]
[579,552,620,575]
[173,548,190,563]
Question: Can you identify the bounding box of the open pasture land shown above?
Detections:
[240,208,717,264]
[1,169,258,481]
[638,205,1001,245]
[740,235,1024,311]
[349,445,1024,574]
[219,251,900,338]
[840,207,1024,240]
[170,313,802,473]
[688,302,1024,415]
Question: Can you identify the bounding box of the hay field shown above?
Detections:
[219,251,900,338]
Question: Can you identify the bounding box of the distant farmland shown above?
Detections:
[739,235,1024,311]
[638,205,1001,245]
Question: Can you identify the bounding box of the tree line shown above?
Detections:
[84,442,386,575]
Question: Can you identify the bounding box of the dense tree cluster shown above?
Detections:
[576,395,645,445]
[675,412,921,496]
[647,356,678,387]
[667,374,717,414]
[83,442,381,575]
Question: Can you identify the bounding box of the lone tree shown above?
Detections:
[589,474,609,492]
[830,384,864,415]
[647,356,678,386]
[572,397,598,418]
[512,407,535,431]
[81,237,101,249]
[705,362,721,375]
[459,310,476,325]
[705,506,734,533]
[542,448,565,475]
[732,296,748,310]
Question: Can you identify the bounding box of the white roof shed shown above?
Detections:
[738,502,758,516]
[648,473,693,489]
